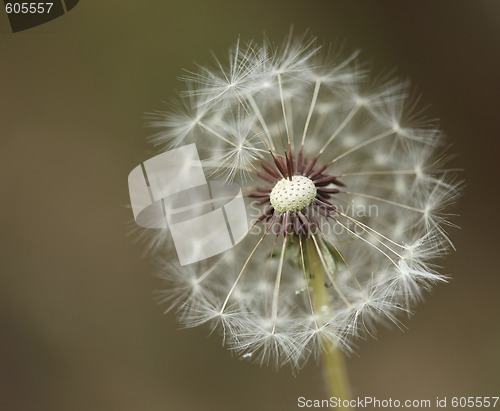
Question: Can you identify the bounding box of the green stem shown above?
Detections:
[305,238,353,410]
[321,343,352,409]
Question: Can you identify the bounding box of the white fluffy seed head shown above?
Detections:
[146,32,461,371]
[270,176,317,213]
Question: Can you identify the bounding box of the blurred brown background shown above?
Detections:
[1,1,499,410]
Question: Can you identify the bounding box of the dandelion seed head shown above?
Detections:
[144,32,461,370]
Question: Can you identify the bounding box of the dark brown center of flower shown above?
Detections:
[248,148,345,237]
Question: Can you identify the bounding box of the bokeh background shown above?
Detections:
[1,1,499,410]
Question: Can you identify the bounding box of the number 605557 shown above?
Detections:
[5,3,54,14]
